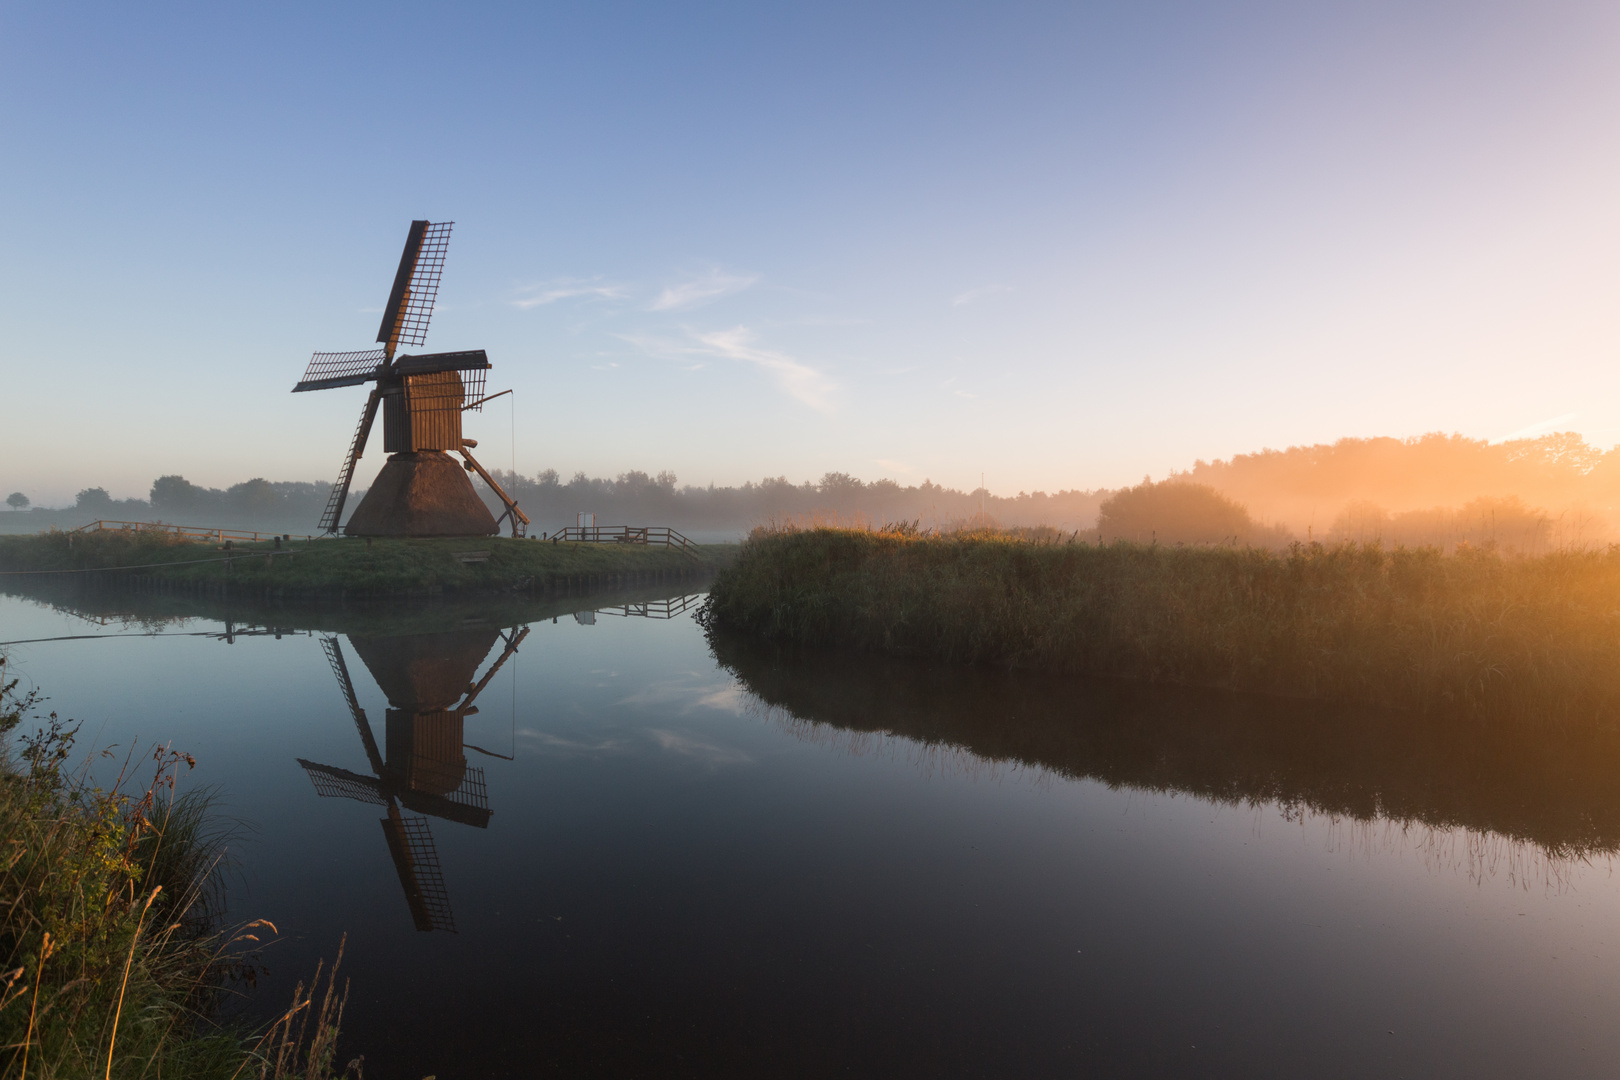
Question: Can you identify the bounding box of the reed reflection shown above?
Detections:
[297,625,528,932]
[712,634,1620,861]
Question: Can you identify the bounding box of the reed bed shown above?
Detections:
[0,656,356,1078]
[704,525,1620,728]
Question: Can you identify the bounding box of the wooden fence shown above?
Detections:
[543,525,699,555]
[72,520,320,543]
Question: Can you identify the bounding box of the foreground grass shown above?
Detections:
[0,657,353,1078]
[705,526,1620,727]
[0,530,734,595]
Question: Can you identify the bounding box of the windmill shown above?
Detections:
[296,626,529,932]
[293,220,531,537]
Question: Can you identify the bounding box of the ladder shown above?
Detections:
[320,389,382,533]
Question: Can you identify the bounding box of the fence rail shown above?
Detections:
[544,525,699,555]
[72,520,320,543]
[594,593,705,620]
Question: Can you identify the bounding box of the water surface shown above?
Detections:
[3,585,1619,1078]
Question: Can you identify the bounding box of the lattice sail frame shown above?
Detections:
[461,366,488,410]
[392,813,457,933]
[389,221,452,350]
[298,760,386,805]
[293,349,388,393]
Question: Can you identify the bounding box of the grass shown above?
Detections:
[0,530,735,596]
[704,524,1620,728]
[0,656,356,1078]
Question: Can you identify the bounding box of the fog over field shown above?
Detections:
[6,429,1611,553]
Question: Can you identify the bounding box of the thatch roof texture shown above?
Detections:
[345,451,498,537]
[350,629,502,710]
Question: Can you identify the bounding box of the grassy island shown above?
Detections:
[0,530,735,599]
[704,526,1620,727]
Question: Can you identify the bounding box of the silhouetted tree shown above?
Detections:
[1097,481,1286,547]
[75,487,113,513]
[150,475,204,513]
[5,492,27,510]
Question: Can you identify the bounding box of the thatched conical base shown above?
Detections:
[344,451,498,538]
[349,630,502,710]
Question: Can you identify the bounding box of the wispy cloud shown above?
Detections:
[515,730,628,755]
[693,327,834,410]
[951,283,1012,308]
[615,678,745,714]
[646,729,754,768]
[650,269,758,312]
[1499,413,1578,442]
[511,278,628,309]
[618,326,836,411]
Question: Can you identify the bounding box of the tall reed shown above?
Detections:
[704,526,1620,728]
[0,656,357,1079]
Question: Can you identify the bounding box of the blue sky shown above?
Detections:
[5,1,1620,504]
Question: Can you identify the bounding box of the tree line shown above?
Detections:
[0,470,1108,537]
[5,431,1613,550]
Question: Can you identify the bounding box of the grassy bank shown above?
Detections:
[0,658,351,1078]
[0,530,735,597]
[704,526,1620,727]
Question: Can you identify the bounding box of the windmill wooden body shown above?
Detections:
[297,626,528,932]
[293,220,530,537]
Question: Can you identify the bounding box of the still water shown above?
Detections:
[4,584,1620,1078]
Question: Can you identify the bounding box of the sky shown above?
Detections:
[4,1,1620,505]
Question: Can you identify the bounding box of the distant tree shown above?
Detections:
[1097,480,1286,547]
[150,475,203,514]
[1329,494,1554,554]
[5,492,27,510]
[818,472,863,496]
[75,487,114,513]
[1182,430,1616,532]
[225,478,281,519]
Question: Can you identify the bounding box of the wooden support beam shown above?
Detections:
[457,442,531,537]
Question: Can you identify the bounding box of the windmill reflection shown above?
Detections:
[297,625,529,932]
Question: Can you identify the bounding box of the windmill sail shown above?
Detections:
[292,348,388,393]
[382,804,457,933]
[318,388,383,534]
[376,220,453,356]
[297,758,387,805]
[321,636,384,771]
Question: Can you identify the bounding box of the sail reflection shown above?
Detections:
[297,625,528,932]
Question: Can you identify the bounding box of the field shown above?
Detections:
[704,525,1620,728]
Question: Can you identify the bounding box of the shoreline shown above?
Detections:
[0,531,736,600]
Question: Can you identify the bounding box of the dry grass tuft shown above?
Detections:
[0,656,358,1079]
